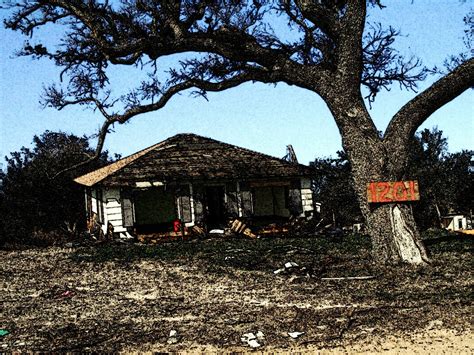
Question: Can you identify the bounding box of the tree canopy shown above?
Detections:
[4,1,472,164]
[0,131,114,245]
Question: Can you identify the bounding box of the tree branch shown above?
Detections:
[385,58,474,144]
[52,68,274,178]
[51,119,112,178]
[336,0,366,82]
[114,70,274,124]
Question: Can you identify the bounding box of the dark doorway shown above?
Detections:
[205,186,225,227]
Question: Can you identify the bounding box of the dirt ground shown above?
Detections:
[1,233,472,352]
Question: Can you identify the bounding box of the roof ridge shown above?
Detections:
[74,139,171,187]
[194,134,308,168]
[74,133,311,187]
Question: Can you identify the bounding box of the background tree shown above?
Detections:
[310,151,362,228]
[407,128,473,230]
[4,1,473,264]
[0,131,113,246]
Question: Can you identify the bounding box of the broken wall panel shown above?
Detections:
[225,182,239,217]
[177,184,192,224]
[253,186,290,217]
[240,182,253,217]
[287,179,303,216]
[300,178,314,215]
[121,189,134,228]
[103,188,126,233]
[192,184,205,223]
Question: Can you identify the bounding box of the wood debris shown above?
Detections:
[230,219,257,238]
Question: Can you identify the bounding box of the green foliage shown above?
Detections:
[310,151,362,227]
[0,131,114,246]
[407,128,473,230]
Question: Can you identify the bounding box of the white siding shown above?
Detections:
[300,179,314,214]
[102,188,126,233]
[91,189,98,214]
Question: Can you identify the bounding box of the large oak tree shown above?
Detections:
[4,0,473,264]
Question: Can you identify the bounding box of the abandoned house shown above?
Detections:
[74,133,315,237]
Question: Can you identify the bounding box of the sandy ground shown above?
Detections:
[1,235,472,352]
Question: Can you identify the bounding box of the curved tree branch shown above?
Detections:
[51,67,275,177]
[51,119,112,178]
[385,58,474,145]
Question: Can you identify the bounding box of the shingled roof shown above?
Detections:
[74,133,314,187]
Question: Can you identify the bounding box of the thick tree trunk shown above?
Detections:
[349,140,429,265]
[325,93,429,265]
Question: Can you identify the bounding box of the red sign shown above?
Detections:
[367,180,419,203]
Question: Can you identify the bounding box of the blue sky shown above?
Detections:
[1,1,473,165]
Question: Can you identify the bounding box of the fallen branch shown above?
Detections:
[321,276,375,281]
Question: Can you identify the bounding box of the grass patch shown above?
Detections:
[71,233,372,273]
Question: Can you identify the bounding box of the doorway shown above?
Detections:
[205,186,225,227]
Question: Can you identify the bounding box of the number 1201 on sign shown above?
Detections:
[367,180,420,203]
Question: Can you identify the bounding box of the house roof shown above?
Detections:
[74,133,314,187]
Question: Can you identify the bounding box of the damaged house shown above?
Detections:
[74,134,315,238]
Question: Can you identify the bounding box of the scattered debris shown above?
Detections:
[273,268,284,274]
[191,225,206,237]
[258,223,289,235]
[241,331,265,348]
[428,320,444,329]
[119,232,135,240]
[288,331,305,339]
[57,290,75,298]
[209,229,225,234]
[137,230,190,243]
[0,330,9,337]
[285,261,299,269]
[167,330,179,344]
[274,261,301,275]
[230,219,257,238]
[247,339,261,348]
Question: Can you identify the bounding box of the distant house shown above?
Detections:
[74,133,315,236]
[441,213,468,231]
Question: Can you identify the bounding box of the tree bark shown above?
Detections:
[325,92,429,265]
[349,135,429,265]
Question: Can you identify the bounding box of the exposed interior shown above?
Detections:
[134,187,177,232]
